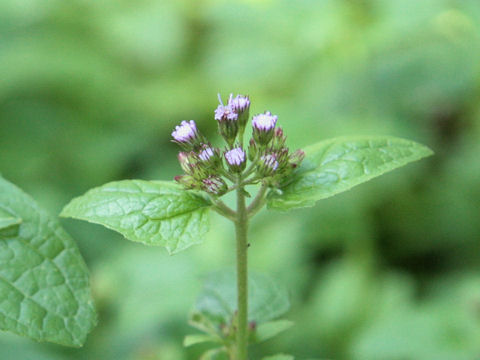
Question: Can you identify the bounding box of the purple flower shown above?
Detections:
[215,105,238,121]
[252,111,278,145]
[225,147,246,172]
[261,153,279,171]
[252,111,277,131]
[225,147,246,166]
[228,94,250,113]
[215,94,238,122]
[257,153,279,177]
[198,146,214,161]
[216,94,239,144]
[172,120,199,145]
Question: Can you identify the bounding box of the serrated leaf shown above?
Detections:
[253,319,294,343]
[61,180,211,254]
[183,334,220,347]
[0,176,96,346]
[195,271,290,326]
[262,354,294,360]
[267,136,433,210]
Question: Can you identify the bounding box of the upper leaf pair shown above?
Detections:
[60,136,432,254]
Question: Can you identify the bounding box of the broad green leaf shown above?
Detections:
[0,208,22,239]
[183,334,220,347]
[189,311,223,337]
[262,354,294,360]
[195,271,290,325]
[0,208,22,231]
[267,136,433,210]
[61,180,211,254]
[253,319,294,343]
[0,176,96,346]
[200,348,229,360]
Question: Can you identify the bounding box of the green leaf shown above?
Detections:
[195,271,290,326]
[0,176,96,346]
[0,208,22,239]
[267,136,433,210]
[0,209,22,231]
[253,319,294,343]
[60,180,211,254]
[200,348,230,360]
[183,334,220,347]
[262,354,294,360]
[189,311,223,337]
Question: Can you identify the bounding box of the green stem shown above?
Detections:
[210,197,237,221]
[235,179,249,360]
[247,183,268,218]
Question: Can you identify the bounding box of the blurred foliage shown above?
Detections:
[1,0,480,359]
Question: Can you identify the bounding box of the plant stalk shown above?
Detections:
[235,181,249,360]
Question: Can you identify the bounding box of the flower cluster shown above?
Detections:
[171,93,304,195]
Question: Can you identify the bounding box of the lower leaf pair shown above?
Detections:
[185,271,293,358]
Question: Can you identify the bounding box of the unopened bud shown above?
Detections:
[225,147,246,173]
[258,153,279,177]
[174,175,196,189]
[177,152,193,174]
[271,127,287,150]
[252,111,277,145]
[248,138,258,161]
[289,149,305,168]
[201,176,228,195]
[198,144,221,169]
[215,94,239,146]
[228,94,250,128]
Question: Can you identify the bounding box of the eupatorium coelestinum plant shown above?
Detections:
[59,93,433,359]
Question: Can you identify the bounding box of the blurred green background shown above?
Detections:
[1,0,480,359]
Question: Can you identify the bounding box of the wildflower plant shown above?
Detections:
[56,93,433,359]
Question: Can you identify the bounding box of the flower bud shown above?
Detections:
[225,147,246,173]
[174,175,197,189]
[258,153,279,177]
[177,151,208,179]
[289,149,305,169]
[228,94,250,128]
[248,138,257,161]
[252,111,277,145]
[177,151,193,174]
[198,144,221,169]
[171,120,202,150]
[201,176,228,196]
[271,127,287,151]
[215,94,239,146]
[276,147,290,165]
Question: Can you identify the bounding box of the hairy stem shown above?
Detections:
[210,197,237,221]
[235,179,249,360]
[247,183,268,218]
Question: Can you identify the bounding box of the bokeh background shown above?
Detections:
[1,0,480,359]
